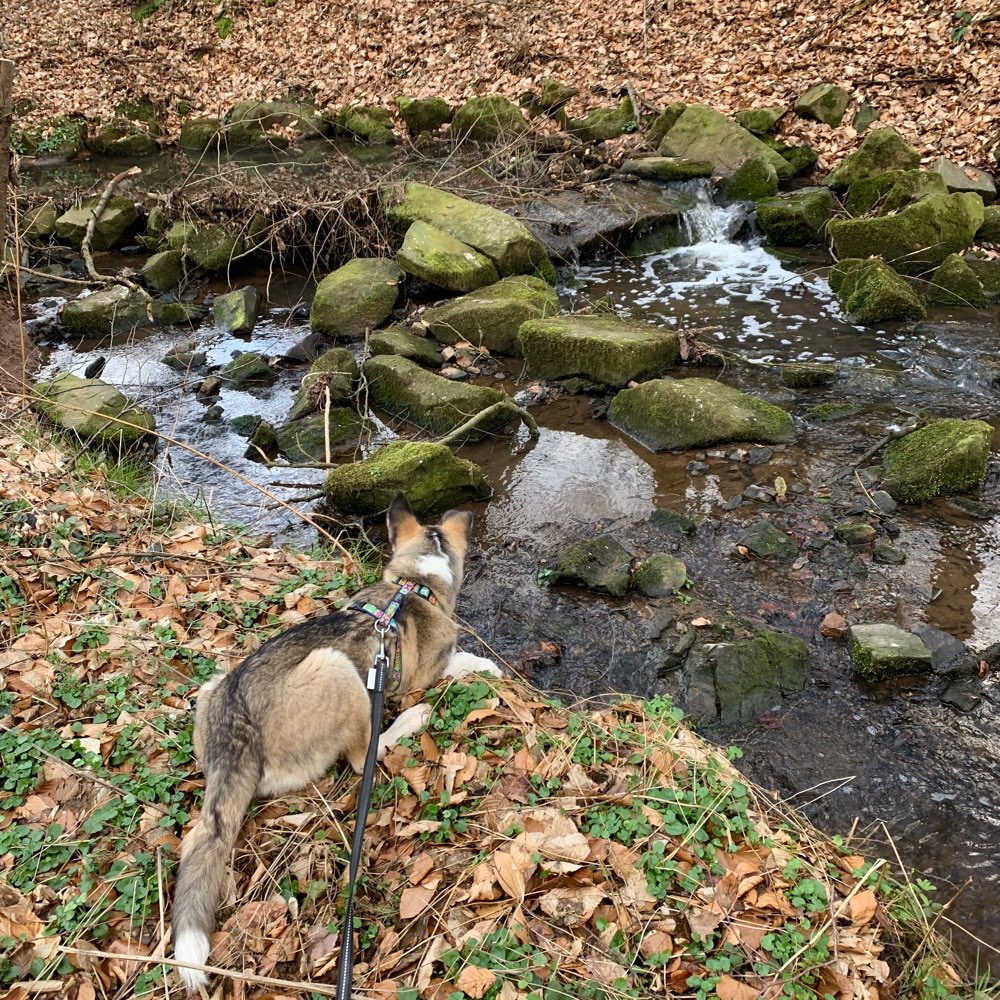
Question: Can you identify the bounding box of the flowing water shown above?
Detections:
[25,176,1000,970]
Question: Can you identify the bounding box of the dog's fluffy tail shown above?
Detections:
[172,762,259,993]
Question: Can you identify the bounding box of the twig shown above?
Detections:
[435,399,539,447]
[80,165,142,283]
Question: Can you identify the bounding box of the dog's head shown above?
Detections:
[384,493,474,607]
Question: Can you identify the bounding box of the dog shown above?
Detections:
[171,494,501,992]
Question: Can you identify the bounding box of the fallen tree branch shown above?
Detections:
[435,398,539,447]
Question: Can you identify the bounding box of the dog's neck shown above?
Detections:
[381,559,460,615]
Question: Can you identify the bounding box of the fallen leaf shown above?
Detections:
[456,965,496,999]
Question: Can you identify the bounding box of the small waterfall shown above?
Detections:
[675,180,751,245]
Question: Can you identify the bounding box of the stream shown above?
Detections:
[22,157,1000,972]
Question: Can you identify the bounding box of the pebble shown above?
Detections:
[748,447,773,465]
[722,495,743,510]
[687,460,709,476]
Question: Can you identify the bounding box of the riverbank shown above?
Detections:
[0,413,986,998]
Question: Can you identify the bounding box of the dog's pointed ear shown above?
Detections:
[438,508,474,552]
[387,493,421,550]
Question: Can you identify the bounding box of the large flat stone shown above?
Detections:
[309,257,402,338]
[848,624,933,681]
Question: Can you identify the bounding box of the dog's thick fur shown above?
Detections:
[172,495,500,992]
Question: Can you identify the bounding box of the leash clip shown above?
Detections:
[368,635,390,691]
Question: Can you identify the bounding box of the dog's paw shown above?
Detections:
[378,703,432,759]
[444,650,503,680]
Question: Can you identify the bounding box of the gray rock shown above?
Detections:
[717,156,778,201]
[794,83,850,126]
[61,286,151,339]
[166,221,246,272]
[911,626,978,678]
[244,419,278,461]
[620,156,713,182]
[940,679,983,713]
[161,347,206,373]
[369,326,442,367]
[871,490,897,514]
[931,157,996,202]
[546,535,634,597]
[276,409,368,463]
[735,520,798,561]
[55,196,140,251]
[309,257,402,338]
[213,286,260,335]
[852,103,881,133]
[222,351,277,387]
[872,541,906,564]
[32,373,154,448]
[634,553,687,596]
[397,220,499,293]
[847,623,933,680]
[141,250,186,292]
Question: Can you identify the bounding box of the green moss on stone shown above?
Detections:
[289,347,358,419]
[883,418,992,502]
[55,196,140,251]
[451,96,527,143]
[926,254,989,307]
[222,352,278,387]
[733,107,787,135]
[844,169,948,216]
[24,201,58,240]
[395,97,453,134]
[61,286,151,338]
[717,156,778,201]
[646,102,687,149]
[337,104,395,144]
[563,99,635,142]
[794,83,849,126]
[547,535,633,597]
[621,157,713,182]
[13,116,86,157]
[309,257,402,338]
[824,128,921,190]
[829,257,926,323]
[806,401,861,422]
[756,187,834,246]
[397,220,499,292]
[141,249,186,292]
[369,326,442,368]
[634,553,687,596]
[977,205,1000,243]
[179,117,223,151]
[848,624,932,681]
[963,254,1000,302]
[276,409,366,463]
[780,362,837,387]
[166,221,246,272]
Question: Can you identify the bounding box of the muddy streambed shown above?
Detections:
[26,181,1000,970]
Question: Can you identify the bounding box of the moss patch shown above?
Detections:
[166,221,246,271]
[451,95,527,143]
[756,187,834,245]
[397,220,499,292]
[547,535,633,597]
[309,257,402,338]
[824,128,921,190]
[844,169,947,217]
[926,253,989,307]
[829,257,926,323]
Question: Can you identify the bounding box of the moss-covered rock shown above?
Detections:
[882,418,992,502]
[807,401,861,422]
[32,373,154,448]
[733,107,787,135]
[179,116,223,152]
[563,99,635,142]
[309,257,402,338]
[222,351,278,387]
[852,103,881,133]
[86,121,158,157]
[658,104,790,177]
[793,83,849,126]
[13,116,86,158]
[931,156,996,201]
[844,169,948,217]
[978,205,1000,243]
[337,104,395,144]
[829,257,926,323]
[835,517,876,545]
[848,624,932,681]
[780,362,837,387]
[24,201,58,240]
[650,508,698,536]
[324,440,491,515]
[61,286,151,338]
[288,347,359,420]
[276,409,367,463]
[621,156,713,182]
[395,96,453,134]
[228,99,331,140]
[926,254,989,307]
[166,221,246,272]
[756,187,834,246]
[717,156,778,201]
[646,102,687,149]
[824,128,921,190]
[735,521,799,560]
[364,354,508,439]
[963,254,1000,302]
[422,274,559,355]
[634,553,687,597]
[368,326,442,368]
[829,193,984,276]
[518,315,678,388]
[451,96,528,143]
[55,196,140,251]
[397,220,499,292]
[523,79,578,117]
[213,286,260,334]
[386,182,549,277]
[547,535,633,597]
[141,250,186,292]
[244,419,278,462]
[608,377,795,451]
[773,141,819,178]
[153,301,207,326]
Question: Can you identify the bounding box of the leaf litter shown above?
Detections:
[0,418,972,998]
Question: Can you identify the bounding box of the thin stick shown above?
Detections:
[80,165,142,283]
[435,399,539,447]
[324,383,332,465]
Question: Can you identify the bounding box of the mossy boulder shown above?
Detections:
[978,206,1000,243]
[646,102,687,148]
[563,99,635,142]
[24,201,58,240]
[634,553,687,597]
[397,221,499,292]
[735,521,798,561]
[55,196,140,251]
[926,254,989,307]
[324,440,491,516]
[276,409,367,463]
[829,258,926,323]
[153,301,206,326]
[773,142,819,178]
[608,377,795,451]
[213,286,260,334]
[244,420,278,461]
[141,250,186,292]
[86,120,158,157]
[882,419,992,502]
[780,362,837,387]
[386,182,549,277]
[848,624,933,681]
[524,79,578,117]
[61,286,151,338]
[547,535,633,597]
[222,351,278,387]
[963,254,1000,302]
[179,117,223,152]
[717,156,778,201]
[844,169,947,217]
[364,354,509,439]
[931,157,996,201]
[828,193,984,276]
[852,104,881,133]
[422,274,559,355]
[621,157,713,182]
[658,104,790,178]
[166,221,246,272]
[395,97,453,134]
[794,83,849,127]
[368,326,442,368]
[309,257,402,338]
[685,630,811,726]
[733,107,786,135]
[518,315,678,387]
[337,104,395,144]
[228,99,331,139]
[13,116,86,158]
[32,373,154,448]
[288,347,359,420]
[451,96,528,143]
[824,128,921,190]
[756,187,834,245]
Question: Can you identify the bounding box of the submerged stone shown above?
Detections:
[309,257,402,338]
[324,440,491,516]
[634,553,687,596]
[824,128,921,190]
[621,156,713,182]
[756,187,834,246]
[806,401,861,422]
[735,520,798,561]
[397,220,499,292]
[451,96,527,143]
[61,286,151,338]
[829,258,926,323]
[848,623,932,681]
[608,377,795,451]
[873,541,907,565]
[395,96,453,134]
[153,301,206,326]
[368,326,442,367]
[780,362,837,387]
[166,221,246,272]
[55,196,139,251]
[650,508,698,536]
[213,286,260,335]
[794,83,849,126]
[547,535,633,597]
[32,373,154,448]
[926,253,990,307]
[222,351,278,387]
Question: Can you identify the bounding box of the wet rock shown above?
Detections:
[634,554,688,597]
[687,460,709,476]
[820,611,848,639]
[824,128,921,190]
[179,116,223,151]
[852,103,881,133]
[395,96,453,134]
[153,301,206,326]
[229,99,331,140]
[780,362,837,387]
[24,200,58,240]
[848,623,933,680]
[141,250,185,292]
[166,221,246,272]
[658,104,790,177]
[213,286,260,335]
[14,115,86,158]
[422,274,558,355]
[931,157,996,201]
[748,446,773,465]
[835,518,876,546]
[337,104,395,144]
[86,114,158,157]
[161,346,206,373]
[244,419,278,461]
[451,96,527,143]
[397,220,499,293]
[882,418,992,502]
[196,376,221,398]
[650,508,698,536]
[547,535,633,597]
[32,373,154,448]
[830,193,983,276]
[519,315,678,388]
[620,156,713,182]
[940,679,983,713]
[525,79,578,116]
[369,326,442,367]
[387,182,549,277]
[871,490,897,514]
[222,351,278,387]
[563,98,635,142]
[771,141,819,177]
[61,286,151,338]
[756,187,835,246]
[735,520,798,561]
[230,414,262,437]
[281,331,324,363]
[926,254,989,307]
[794,83,849,126]
[844,169,947,216]
[977,205,1000,242]
[743,484,774,502]
[717,156,778,201]
[963,254,1000,302]
[609,377,795,451]
[55,196,140,251]
[733,106,786,135]
[364,354,508,439]
[276,409,367,463]
[684,630,811,725]
[202,404,223,423]
[288,347,358,420]
[324,440,491,516]
[829,258,926,323]
[911,626,978,678]
[309,257,402,338]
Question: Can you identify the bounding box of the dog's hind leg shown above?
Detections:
[443,650,502,680]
